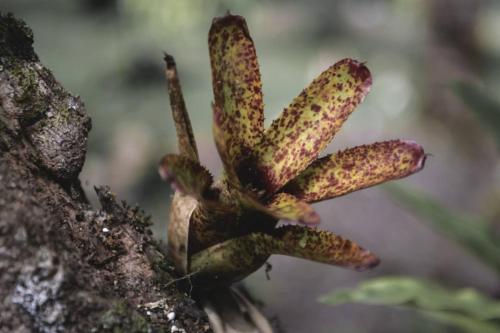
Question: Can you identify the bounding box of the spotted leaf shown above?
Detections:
[212,103,247,186]
[190,233,273,286]
[254,59,372,193]
[190,224,378,286]
[164,54,199,162]
[284,140,426,203]
[159,154,213,199]
[209,14,264,167]
[270,225,379,271]
[228,187,316,225]
[266,192,320,224]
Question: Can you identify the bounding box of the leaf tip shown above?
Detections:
[163,52,175,68]
[340,58,373,91]
[158,154,170,180]
[354,251,381,271]
[302,210,321,225]
[210,13,249,36]
[158,155,181,192]
[401,139,427,173]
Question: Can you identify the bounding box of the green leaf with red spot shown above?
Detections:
[212,103,247,186]
[189,232,273,286]
[159,154,213,199]
[269,225,379,271]
[254,59,372,194]
[190,225,379,284]
[228,186,317,224]
[209,14,264,168]
[284,140,426,203]
[266,192,320,224]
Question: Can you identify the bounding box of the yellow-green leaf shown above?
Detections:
[228,187,317,224]
[270,225,379,271]
[158,154,213,199]
[284,140,426,203]
[266,192,320,224]
[190,225,379,286]
[164,54,199,162]
[189,232,272,287]
[212,103,243,186]
[254,59,372,193]
[321,277,500,333]
[209,14,264,165]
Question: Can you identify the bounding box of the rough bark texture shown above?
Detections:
[0,12,211,333]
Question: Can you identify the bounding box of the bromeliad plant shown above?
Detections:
[159,14,426,288]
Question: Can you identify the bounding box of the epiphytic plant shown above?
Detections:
[159,14,426,289]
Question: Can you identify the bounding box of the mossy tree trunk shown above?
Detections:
[0,12,211,333]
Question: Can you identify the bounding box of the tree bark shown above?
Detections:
[0,12,211,333]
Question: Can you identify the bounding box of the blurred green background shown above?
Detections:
[3,0,500,332]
